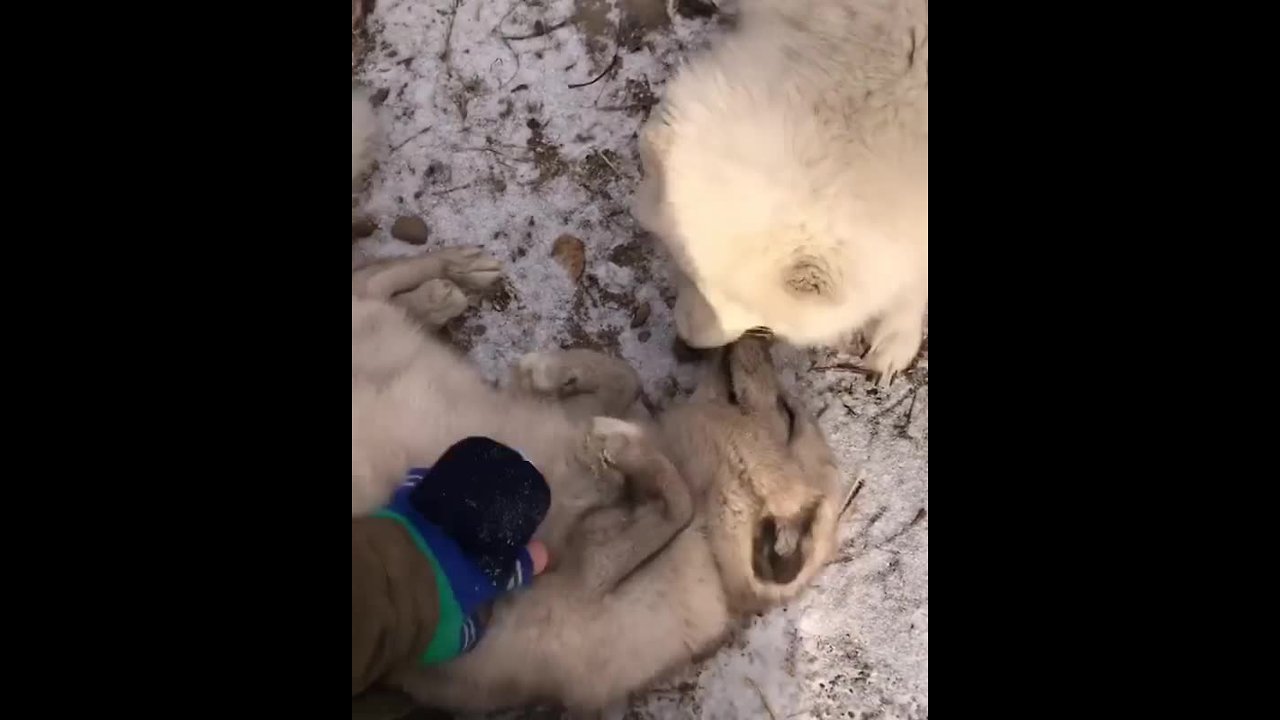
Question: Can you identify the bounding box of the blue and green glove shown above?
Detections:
[352,437,551,695]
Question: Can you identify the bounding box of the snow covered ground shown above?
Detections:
[352,1,927,718]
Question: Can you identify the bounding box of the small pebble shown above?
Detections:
[351,215,377,240]
[551,234,585,282]
[392,215,430,245]
[630,301,651,328]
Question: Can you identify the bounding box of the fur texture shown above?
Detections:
[632,0,928,378]
[350,252,843,714]
[350,249,621,559]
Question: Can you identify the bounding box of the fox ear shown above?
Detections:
[782,254,842,302]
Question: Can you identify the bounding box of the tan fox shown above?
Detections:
[351,251,845,715]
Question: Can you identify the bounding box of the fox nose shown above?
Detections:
[773,519,800,556]
[672,336,707,363]
[754,516,806,585]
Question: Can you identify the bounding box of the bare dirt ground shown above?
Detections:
[352,1,927,718]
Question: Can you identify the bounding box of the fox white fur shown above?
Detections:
[632,0,928,378]
[351,250,843,714]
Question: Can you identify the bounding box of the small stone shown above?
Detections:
[638,330,651,343]
[369,87,389,107]
[630,301,651,328]
[392,215,430,245]
[551,234,585,282]
[351,215,377,240]
[674,0,718,19]
[670,0,721,18]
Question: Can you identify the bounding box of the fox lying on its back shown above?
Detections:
[351,251,845,714]
[633,0,928,380]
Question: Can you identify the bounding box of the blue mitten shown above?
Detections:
[374,436,551,663]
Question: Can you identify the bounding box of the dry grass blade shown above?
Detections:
[746,677,778,720]
[839,471,867,520]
